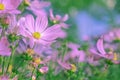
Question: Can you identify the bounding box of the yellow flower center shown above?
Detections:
[24,0,30,6]
[8,65,13,73]
[32,32,41,39]
[0,3,5,10]
[33,58,41,65]
[113,53,118,61]
[26,48,34,55]
[53,20,58,24]
[70,64,77,72]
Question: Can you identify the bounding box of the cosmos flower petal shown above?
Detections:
[35,15,48,32]
[41,25,61,40]
[97,38,106,55]
[30,1,50,9]
[8,10,21,14]
[2,0,13,9]
[78,51,86,62]
[30,8,47,16]
[90,48,106,58]
[11,0,22,9]
[38,39,55,46]
[18,17,31,37]
[60,23,69,29]
[50,9,55,20]
[55,15,61,21]
[25,15,35,33]
[0,37,11,56]
[57,60,71,70]
[61,14,69,22]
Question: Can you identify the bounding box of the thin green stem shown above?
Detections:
[6,46,16,73]
[31,67,36,79]
[2,56,5,74]
[62,41,68,61]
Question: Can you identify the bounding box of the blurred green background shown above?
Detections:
[49,0,120,41]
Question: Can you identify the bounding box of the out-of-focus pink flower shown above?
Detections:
[49,9,68,38]
[65,43,86,62]
[91,38,112,59]
[19,14,62,45]
[0,75,9,80]
[0,0,21,14]
[87,52,100,66]
[39,66,49,74]
[103,28,120,42]
[50,9,69,29]
[0,75,17,80]
[91,37,120,64]
[57,59,77,72]
[57,59,71,70]
[57,29,67,38]
[27,0,50,16]
[7,15,20,34]
[0,37,11,56]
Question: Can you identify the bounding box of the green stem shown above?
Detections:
[2,56,5,74]
[6,46,16,73]
[62,41,68,61]
[31,67,36,79]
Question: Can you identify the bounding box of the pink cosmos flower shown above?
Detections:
[90,37,120,64]
[19,14,62,45]
[87,55,100,66]
[50,9,69,28]
[65,43,86,62]
[0,37,11,56]
[87,50,101,66]
[90,38,112,59]
[0,0,21,14]
[49,9,69,38]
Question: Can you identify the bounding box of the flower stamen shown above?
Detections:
[0,3,5,10]
[24,0,30,6]
[26,48,34,55]
[32,32,41,39]
[70,64,77,72]
[113,53,118,61]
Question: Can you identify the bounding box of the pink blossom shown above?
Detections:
[0,75,9,80]
[57,59,71,70]
[50,9,69,28]
[0,0,21,14]
[0,37,11,56]
[39,66,49,74]
[90,38,112,59]
[19,14,62,45]
[65,43,86,62]
[90,37,120,64]
[103,28,120,42]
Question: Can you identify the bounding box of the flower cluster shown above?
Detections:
[0,0,120,80]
